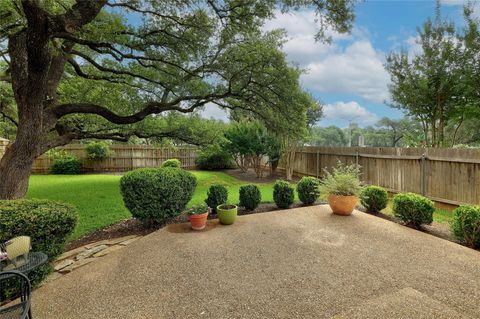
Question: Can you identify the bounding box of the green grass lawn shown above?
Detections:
[27,171,286,241]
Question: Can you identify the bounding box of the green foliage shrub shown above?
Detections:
[360,185,388,213]
[162,158,182,168]
[320,161,362,196]
[195,144,235,170]
[297,176,320,205]
[85,141,112,161]
[120,168,197,223]
[50,156,82,174]
[273,180,295,209]
[450,205,480,248]
[239,185,261,210]
[392,193,434,228]
[0,199,78,284]
[205,184,228,213]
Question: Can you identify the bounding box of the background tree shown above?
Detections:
[0,0,356,199]
[309,126,347,147]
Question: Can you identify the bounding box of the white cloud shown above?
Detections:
[264,10,390,104]
[199,103,229,121]
[303,41,390,103]
[323,101,379,126]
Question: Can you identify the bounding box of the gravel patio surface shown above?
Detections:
[33,206,480,318]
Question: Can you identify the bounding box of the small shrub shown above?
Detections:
[50,156,81,174]
[239,185,261,210]
[195,145,235,170]
[0,199,78,285]
[360,186,388,213]
[297,176,320,205]
[85,141,112,161]
[450,205,480,248]
[205,184,228,213]
[162,158,182,168]
[392,193,434,228]
[120,168,197,223]
[320,161,363,196]
[273,180,294,209]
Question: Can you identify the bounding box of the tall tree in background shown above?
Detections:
[385,2,462,147]
[0,0,356,199]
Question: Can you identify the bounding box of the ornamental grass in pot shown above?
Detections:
[186,205,210,230]
[320,162,363,216]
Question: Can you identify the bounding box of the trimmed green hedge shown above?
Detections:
[120,168,196,223]
[273,180,294,209]
[393,193,434,228]
[239,185,261,210]
[50,156,82,174]
[297,176,320,205]
[450,205,480,248]
[0,199,78,285]
[205,184,228,213]
[360,185,388,214]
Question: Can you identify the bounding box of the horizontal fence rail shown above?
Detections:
[30,144,199,173]
[278,146,480,206]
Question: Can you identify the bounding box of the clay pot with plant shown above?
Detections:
[320,162,363,216]
[186,205,210,230]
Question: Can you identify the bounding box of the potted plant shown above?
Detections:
[186,205,210,230]
[320,162,363,216]
[217,204,238,225]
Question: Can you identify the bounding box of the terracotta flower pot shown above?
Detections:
[327,194,358,216]
[217,204,238,225]
[189,211,209,230]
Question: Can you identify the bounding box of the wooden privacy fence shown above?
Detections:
[32,144,198,173]
[0,138,7,160]
[278,146,480,206]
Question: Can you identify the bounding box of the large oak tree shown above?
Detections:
[0,0,355,199]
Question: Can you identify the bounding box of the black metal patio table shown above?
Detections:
[0,252,48,279]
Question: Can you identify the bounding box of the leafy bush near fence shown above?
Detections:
[50,156,82,174]
[120,168,196,223]
[360,186,388,213]
[297,176,320,205]
[162,158,182,168]
[273,180,295,209]
[450,205,480,248]
[392,193,434,228]
[205,184,228,213]
[85,141,112,161]
[239,185,261,210]
[0,199,78,285]
[195,144,235,170]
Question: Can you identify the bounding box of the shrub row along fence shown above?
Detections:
[31,144,198,173]
[278,146,480,206]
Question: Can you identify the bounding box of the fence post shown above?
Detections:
[316,150,319,178]
[355,149,359,166]
[421,153,426,195]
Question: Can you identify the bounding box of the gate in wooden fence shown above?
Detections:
[278,146,480,206]
[32,144,198,173]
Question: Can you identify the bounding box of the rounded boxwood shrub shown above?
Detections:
[85,141,112,161]
[239,185,261,210]
[392,192,434,228]
[0,199,78,285]
[50,156,82,174]
[273,180,295,209]
[120,168,197,223]
[450,205,480,248]
[205,184,228,214]
[297,176,320,205]
[161,158,182,168]
[360,185,388,214]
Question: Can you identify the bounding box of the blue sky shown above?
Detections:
[202,0,476,127]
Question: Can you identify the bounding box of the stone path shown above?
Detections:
[34,206,480,318]
[46,235,140,283]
